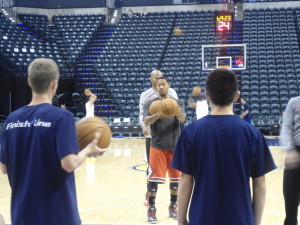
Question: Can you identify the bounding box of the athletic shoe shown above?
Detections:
[147,205,157,224]
[168,203,177,220]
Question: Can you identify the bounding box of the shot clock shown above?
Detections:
[216,13,233,32]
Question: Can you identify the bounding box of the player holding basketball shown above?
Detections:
[173,69,276,225]
[143,76,185,223]
[0,58,105,225]
[139,69,178,206]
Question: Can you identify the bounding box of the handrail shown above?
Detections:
[1,0,13,8]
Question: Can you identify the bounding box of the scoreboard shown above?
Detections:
[215,13,233,32]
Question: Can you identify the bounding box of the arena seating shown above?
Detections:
[243,8,300,131]
[2,6,300,135]
[0,12,56,76]
[52,14,105,62]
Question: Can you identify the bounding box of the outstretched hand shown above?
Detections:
[86,132,107,157]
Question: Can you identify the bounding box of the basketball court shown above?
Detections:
[0,137,295,225]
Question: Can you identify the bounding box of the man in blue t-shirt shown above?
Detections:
[172,69,276,225]
[0,58,106,225]
[240,97,252,124]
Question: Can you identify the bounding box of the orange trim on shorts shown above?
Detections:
[147,146,181,183]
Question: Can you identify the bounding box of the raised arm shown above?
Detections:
[89,93,97,104]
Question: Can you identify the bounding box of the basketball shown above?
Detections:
[149,100,162,115]
[149,100,164,119]
[76,116,112,150]
[161,98,178,117]
[173,28,183,35]
[192,86,201,96]
[84,89,91,96]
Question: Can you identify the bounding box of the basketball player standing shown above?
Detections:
[139,70,178,206]
[0,58,105,225]
[144,76,185,223]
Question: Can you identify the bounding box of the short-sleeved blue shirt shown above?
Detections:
[241,103,252,121]
[172,115,276,225]
[0,103,81,225]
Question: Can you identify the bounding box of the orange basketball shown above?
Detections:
[84,89,91,96]
[173,28,183,35]
[76,116,111,150]
[149,100,164,119]
[149,100,162,114]
[161,98,178,118]
[192,86,201,96]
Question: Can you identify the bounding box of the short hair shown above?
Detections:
[205,69,238,106]
[157,76,170,84]
[241,97,247,102]
[28,58,60,94]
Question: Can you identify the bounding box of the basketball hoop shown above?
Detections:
[202,44,247,71]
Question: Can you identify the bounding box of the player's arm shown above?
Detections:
[176,109,186,122]
[139,93,150,136]
[252,175,266,225]
[187,95,196,108]
[176,102,186,122]
[0,162,7,174]
[61,133,106,173]
[240,109,249,118]
[89,93,97,104]
[144,111,161,125]
[144,99,162,125]
[178,172,193,225]
[280,100,295,152]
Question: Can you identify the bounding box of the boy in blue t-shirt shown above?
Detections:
[172,69,276,225]
[240,97,252,124]
[0,58,106,225]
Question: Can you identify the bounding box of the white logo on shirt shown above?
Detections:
[6,118,52,130]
